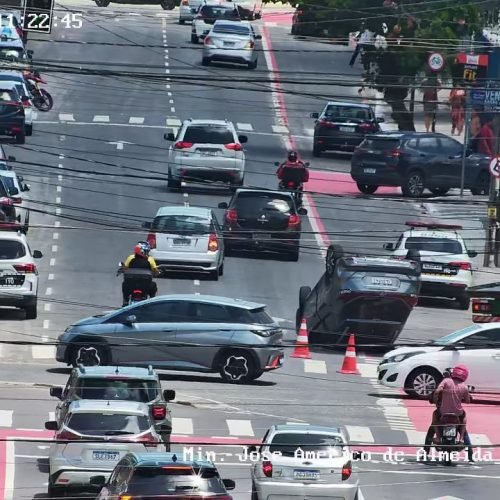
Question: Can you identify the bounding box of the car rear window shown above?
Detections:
[67,413,150,436]
[183,125,234,144]
[75,378,160,403]
[268,433,345,457]
[214,23,250,35]
[0,89,14,101]
[360,138,401,150]
[152,215,212,235]
[323,105,372,122]
[201,6,239,18]
[128,466,227,495]
[0,49,23,60]
[0,176,15,195]
[234,193,293,215]
[227,306,274,324]
[0,240,25,259]
[405,237,463,254]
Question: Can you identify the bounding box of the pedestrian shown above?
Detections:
[422,78,440,132]
[468,108,482,152]
[448,84,466,135]
[349,23,374,68]
[477,115,495,158]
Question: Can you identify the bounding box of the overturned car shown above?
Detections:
[296,245,421,348]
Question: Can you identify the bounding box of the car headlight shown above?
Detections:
[386,351,426,363]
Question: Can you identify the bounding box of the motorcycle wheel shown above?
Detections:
[34,89,53,112]
[160,0,176,9]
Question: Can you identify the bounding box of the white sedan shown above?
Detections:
[377,324,500,398]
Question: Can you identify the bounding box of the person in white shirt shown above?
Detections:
[349,26,374,67]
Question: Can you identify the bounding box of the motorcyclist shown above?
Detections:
[276,151,309,186]
[121,241,159,307]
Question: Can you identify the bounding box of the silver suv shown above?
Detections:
[45,400,162,497]
[164,119,247,191]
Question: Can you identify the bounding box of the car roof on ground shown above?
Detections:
[324,101,371,108]
[129,452,215,468]
[183,118,234,127]
[155,205,212,218]
[68,400,150,414]
[233,188,294,197]
[73,365,158,379]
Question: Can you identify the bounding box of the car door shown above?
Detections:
[106,301,190,366]
[174,301,235,370]
[436,136,464,187]
[415,136,443,184]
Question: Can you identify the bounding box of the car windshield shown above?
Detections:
[127,467,227,495]
[227,306,274,324]
[67,413,150,435]
[235,193,293,215]
[183,125,234,144]
[431,325,480,346]
[268,433,345,457]
[152,215,212,236]
[201,6,239,18]
[0,176,15,195]
[214,23,250,35]
[0,240,25,259]
[75,378,160,403]
[405,237,463,254]
[323,105,371,122]
[361,138,401,150]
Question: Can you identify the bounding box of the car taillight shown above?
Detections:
[224,143,243,151]
[342,461,352,480]
[11,197,21,204]
[22,99,31,107]
[204,36,214,46]
[182,0,189,4]
[385,149,401,157]
[56,430,81,441]
[288,214,300,227]
[174,141,193,149]
[147,233,156,249]
[152,405,166,419]
[473,301,491,313]
[318,119,337,129]
[287,181,295,188]
[449,261,471,271]
[14,263,36,274]
[359,122,375,132]
[262,460,273,477]
[208,233,218,252]
[226,209,238,223]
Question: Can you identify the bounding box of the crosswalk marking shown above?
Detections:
[58,113,74,121]
[48,412,55,422]
[237,123,253,131]
[304,128,314,136]
[166,118,182,127]
[469,434,492,445]
[404,430,427,445]
[226,419,254,436]
[0,410,12,427]
[93,115,110,122]
[303,359,327,374]
[345,425,374,443]
[357,363,378,378]
[172,417,194,435]
[272,125,288,134]
[129,117,145,124]
[31,345,56,359]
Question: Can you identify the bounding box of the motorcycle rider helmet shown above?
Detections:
[134,241,150,257]
[451,364,469,382]
[287,151,298,162]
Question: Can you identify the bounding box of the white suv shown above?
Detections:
[0,230,42,318]
[384,221,475,310]
[164,119,247,191]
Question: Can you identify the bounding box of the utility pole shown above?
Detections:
[460,88,471,197]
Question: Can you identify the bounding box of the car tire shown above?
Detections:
[179,19,185,25]
[430,187,450,196]
[251,482,259,500]
[69,342,109,367]
[161,0,175,9]
[167,172,181,190]
[95,0,110,6]
[25,124,33,136]
[287,244,300,262]
[218,263,224,276]
[191,33,199,43]
[218,349,257,383]
[356,183,378,194]
[24,302,37,320]
[325,244,344,277]
[402,170,425,197]
[15,131,25,144]
[48,484,66,498]
[312,144,322,157]
[202,57,210,66]
[209,268,219,281]
[405,367,443,399]
[470,171,489,195]
[299,286,311,310]
[248,60,257,69]
[457,294,470,310]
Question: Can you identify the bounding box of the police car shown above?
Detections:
[383,221,476,310]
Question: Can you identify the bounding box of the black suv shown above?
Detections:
[351,132,491,197]
[218,188,307,261]
[0,87,25,144]
[311,101,382,156]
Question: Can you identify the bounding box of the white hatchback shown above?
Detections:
[0,230,42,318]
[378,324,500,398]
[165,118,247,191]
[0,170,30,229]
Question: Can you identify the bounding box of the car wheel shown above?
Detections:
[325,244,344,277]
[470,171,489,195]
[219,350,257,383]
[299,286,311,310]
[23,210,30,234]
[167,172,181,190]
[430,187,450,196]
[24,302,37,320]
[202,57,210,66]
[405,367,442,399]
[95,0,110,6]
[160,0,175,9]
[312,144,322,157]
[69,343,109,367]
[251,482,259,500]
[218,262,224,276]
[356,183,378,194]
[248,59,257,69]
[15,131,25,144]
[209,268,219,281]
[402,170,425,197]
[25,124,33,136]
[457,294,470,310]
[179,19,185,25]
[48,485,66,498]
[191,33,199,43]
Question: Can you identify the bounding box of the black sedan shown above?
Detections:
[0,88,25,144]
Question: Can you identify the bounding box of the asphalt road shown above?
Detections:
[0,2,496,499]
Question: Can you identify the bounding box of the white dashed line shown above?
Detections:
[58,154,64,159]
[171,107,175,113]
[51,245,58,252]
[45,288,52,296]
[167,118,182,127]
[49,258,55,266]
[194,280,200,286]
[48,274,54,281]
[57,174,63,181]
[59,114,74,122]
[42,320,49,329]
[54,221,60,227]
[93,115,110,122]
[272,125,289,134]
[53,233,59,240]
[129,117,144,124]
[55,197,61,204]
[55,208,61,215]
[44,303,51,312]
[56,186,62,192]
[237,123,254,131]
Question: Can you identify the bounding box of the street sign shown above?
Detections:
[470,89,486,105]
[428,52,444,72]
[485,88,500,111]
[489,156,500,178]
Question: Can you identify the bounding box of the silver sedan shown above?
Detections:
[202,20,261,69]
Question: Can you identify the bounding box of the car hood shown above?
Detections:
[382,345,441,360]
[70,314,110,327]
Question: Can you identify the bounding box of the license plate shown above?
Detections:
[370,277,395,287]
[364,168,376,174]
[294,469,320,480]
[197,149,219,156]
[253,233,271,239]
[339,126,354,132]
[423,263,443,271]
[443,427,456,437]
[92,451,119,461]
[224,41,235,46]
[173,238,190,246]
[0,275,22,286]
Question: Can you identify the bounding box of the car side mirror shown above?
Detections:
[164,132,175,141]
[9,187,18,195]
[89,475,106,487]
[352,451,363,460]
[33,250,43,258]
[27,50,33,58]
[218,202,228,209]
[254,34,262,40]
[142,221,152,229]
[468,250,478,258]
[163,389,176,401]
[238,135,248,144]
[310,112,319,119]
[383,242,394,250]
[22,183,29,192]
[50,386,63,399]
[376,116,385,123]
[45,421,58,431]
[222,479,235,490]
[7,156,15,162]
[246,445,258,454]
[298,207,307,215]
[124,314,137,325]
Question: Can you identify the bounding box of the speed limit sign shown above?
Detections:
[490,156,500,178]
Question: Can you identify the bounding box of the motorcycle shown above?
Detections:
[117,262,154,305]
[432,413,466,464]
[24,71,53,111]
[275,161,309,207]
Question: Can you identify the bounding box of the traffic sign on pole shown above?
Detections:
[428,52,444,72]
[490,157,500,178]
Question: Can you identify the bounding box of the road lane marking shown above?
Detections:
[167,118,182,127]
[55,197,61,204]
[129,117,144,124]
[194,280,200,286]
[272,124,288,134]
[304,128,315,136]
[51,245,58,252]
[303,359,327,374]
[42,320,49,329]
[403,430,427,445]
[44,303,50,311]
[53,233,59,239]
[226,420,254,436]
[345,426,375,443]
[93,115,110,122]
[172,418,194,435]
[357,363,378,378]
[49,258,55,266]
[58,113,74,121]
[469,434,492,445]
[237,123,253,131]
[31,345,56,359]
[45,287,52,295]
[0,411,12,427]
[56,185,62,192]
[4,440,15,500]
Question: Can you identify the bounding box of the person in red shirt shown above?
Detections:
[477,117,495,157]
[276,151,309,184]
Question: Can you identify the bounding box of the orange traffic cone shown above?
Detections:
[291,317,312,359]
[337,333,359,374]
